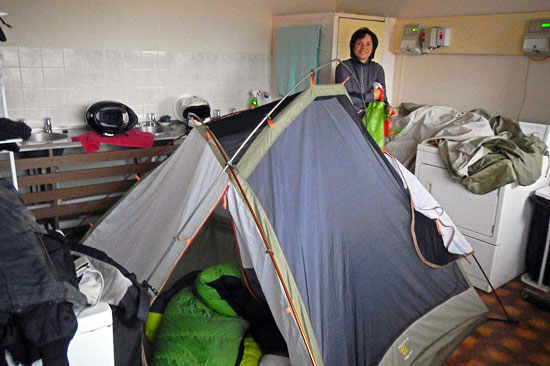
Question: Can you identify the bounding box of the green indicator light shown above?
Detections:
[541,23,550,28]
[412,27,418,32]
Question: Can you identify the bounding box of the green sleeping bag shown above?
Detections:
[195,263,244,317]
[151,264,262,366]
[151,286,250,366]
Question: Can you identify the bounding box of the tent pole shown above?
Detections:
[146,65,347,359]
[144,177,227,285]
[228,168,318,366]
[226,58,339,166]
[146,59,343,284]
[471,254,517,323]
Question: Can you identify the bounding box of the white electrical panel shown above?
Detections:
[421,27,451,54]
[421,28,438,53]
[523,19,550,57]
[400,24,422,55]
[436,27,451,47]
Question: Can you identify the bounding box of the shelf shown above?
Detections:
[0,138,22,144]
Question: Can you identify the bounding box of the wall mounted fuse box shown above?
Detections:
[421,27,451,54]
[523,19,550,57]
[400,24,422,54]
[435,27,451,47]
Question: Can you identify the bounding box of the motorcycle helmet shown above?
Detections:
[85,101,138,136]
[173,95,211,127]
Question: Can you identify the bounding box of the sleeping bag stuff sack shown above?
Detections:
[364,87,388,148]
[151,264,262,366]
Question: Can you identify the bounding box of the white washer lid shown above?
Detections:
[519,121,550,147]
[75,302,113,335]
[535,186,550,201]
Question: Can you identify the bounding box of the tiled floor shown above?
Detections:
[446,278,550,366]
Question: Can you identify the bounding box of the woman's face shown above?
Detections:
[353,34,373,63]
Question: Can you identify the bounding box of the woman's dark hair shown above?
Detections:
[349,27,378,62]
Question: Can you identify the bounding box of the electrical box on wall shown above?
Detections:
[523,19,550,57]
[400,24,422,55]
[421,27,451,54]
[421,27,438,53]
[436,27,451,47]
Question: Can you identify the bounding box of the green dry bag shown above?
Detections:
[363,88,388,148]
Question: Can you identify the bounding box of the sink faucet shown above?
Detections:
[148,113,157,127]
[44,118,52,133]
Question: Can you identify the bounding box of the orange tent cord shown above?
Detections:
[228,168,317,365]
[406,186,514,322]
[408,192,451,270]
[156,186,229,296]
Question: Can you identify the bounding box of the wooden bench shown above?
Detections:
[0,143,179,240]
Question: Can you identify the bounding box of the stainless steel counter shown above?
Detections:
[1,135,181,238]
[18,123,188,152]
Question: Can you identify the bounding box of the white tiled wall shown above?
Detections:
[0,46,270,129]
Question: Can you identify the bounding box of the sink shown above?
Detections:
[65,127,91,138]
[137,123,186,135]
[26,132,69,144]
[137,125,163,134]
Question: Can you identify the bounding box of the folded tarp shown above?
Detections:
[276,25,321,96]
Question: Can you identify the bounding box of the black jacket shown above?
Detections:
[335,57,389,114]
[0,179,85,311]
[0,179,86,366]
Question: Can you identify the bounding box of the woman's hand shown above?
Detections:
[386,105,398,119]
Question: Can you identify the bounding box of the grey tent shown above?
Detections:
[83,84,488,365]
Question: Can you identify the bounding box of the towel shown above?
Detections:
[71,129,154,154]
[276,25,321,96]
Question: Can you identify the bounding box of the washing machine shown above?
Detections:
[414,121,550,292]
[5,302,115,366]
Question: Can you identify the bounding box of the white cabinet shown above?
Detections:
[271,12,396,98]
[415,143,550,292]
[6,302,114,366]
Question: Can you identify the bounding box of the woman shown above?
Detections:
[335,27,398,119]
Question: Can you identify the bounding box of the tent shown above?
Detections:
[82,84,488,366]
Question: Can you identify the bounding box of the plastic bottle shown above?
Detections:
[250,90,260,109]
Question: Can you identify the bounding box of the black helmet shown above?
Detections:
[85,101,138,136]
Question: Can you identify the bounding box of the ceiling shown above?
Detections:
[335,0,550,19]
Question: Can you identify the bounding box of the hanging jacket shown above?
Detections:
[0,179,87,366]
[0,179,85,311]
